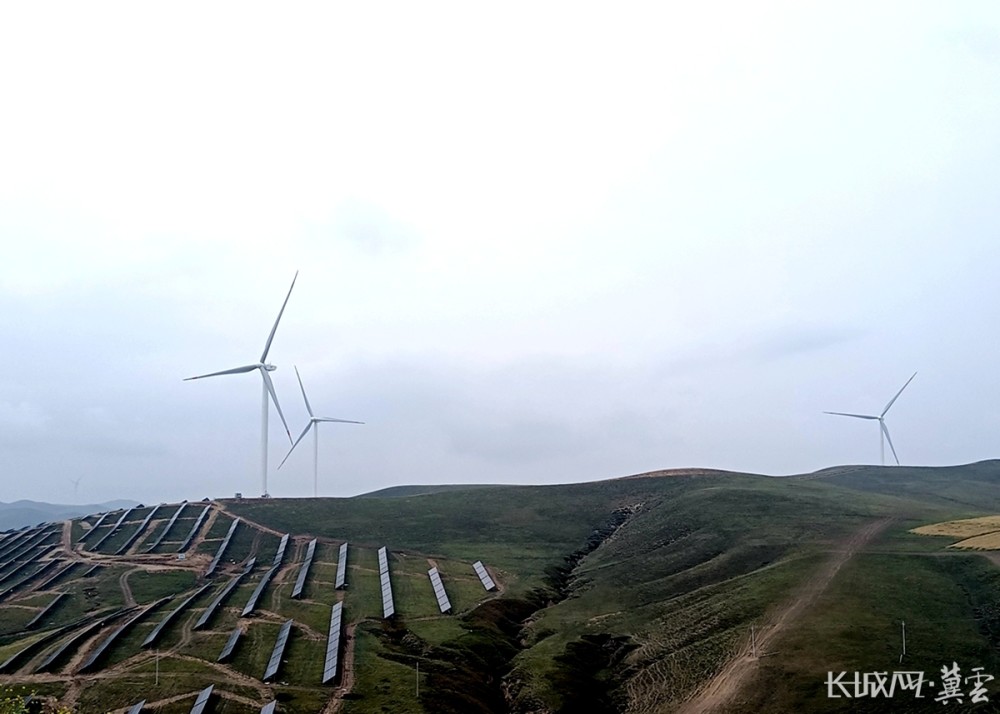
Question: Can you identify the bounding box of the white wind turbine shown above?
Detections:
[185,272,298,497]
[70,477,81,503]
[825,372,917,466]
[278,366,363,497]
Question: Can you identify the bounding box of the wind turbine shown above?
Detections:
[70,477,81,503]
[278,366,363,497]
[185,272,298,497]
[825,372,917,466]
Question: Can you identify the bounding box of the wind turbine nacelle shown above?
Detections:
[264,364,277,372]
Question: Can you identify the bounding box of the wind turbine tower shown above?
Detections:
[279,366,363,497]
[825,372,917,466]
[185,272,298,497]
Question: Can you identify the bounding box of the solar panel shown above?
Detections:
[273,533,290,566]
[241,565,279,616]
[88,508,135,552]
[194,570,249,629]
[260,702,277,714]
[77,512,112,543]
[217,625,243,663]
[472,561,497,591]
[205,518,241,577]
[177,505,211,552]
[25,592,68,630]
[378,547,394,618]
[143,584,212,647]
[291,539,316,599]
[263,619,293,682]
[190,684,214,714]
[335,542,348,589]
[322,601,343,684]
[126,700,145,714]
[36,608,130,673]
[80,597,171,672]
[145,502,187,552]
[427,567,452,613]
[34,561,77,592]
[114,505,161,555]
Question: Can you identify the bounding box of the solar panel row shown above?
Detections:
[77,512,112,543]
[25,592,68,630]
[88,508,135,552]
[322,600,343,684]
[80,597,171,672]
[0,623,72,673]
[36,608,131,673]
[35,561,79,592]
[205,518,241,577]
[427,567,452,613]
[144,502,187,552]
[176,505,212,553]
[273,533,290,566]
[335,542,348,589]
[143,584,213,647]
[291,539,317,599]
[194,568,251,630]
[378,547,394,618]
[217,625,243,663]
[190,684,214,714]
[114,505,162,556]
[472,560,497,591]
[241,565,280,617]
[263,619,293,682]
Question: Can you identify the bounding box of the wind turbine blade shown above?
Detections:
[294,366,314,418]
[881,371,917,417]
[823,411,878,420]
[184,364,259,380]
[316,417,365,424]
[260,271,298,363]
[881,421,900,465]
[260,368,292,442]
[278,423,313,469]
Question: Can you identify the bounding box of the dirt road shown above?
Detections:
[676,517,893,714]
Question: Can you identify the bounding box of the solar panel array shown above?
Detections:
[190,684,214,714]
[89,508,135,551]
[335,542,348,589]
[143,584,212,647]
[77,512,112,543]
[80,598,170,672]
[241,565,279,616]
[145,502,187,552]
[205,518,241,577]
[114,505,161,555]
[0,624,71,673]
[194,561,254,630]
[273,533,290,566]
[262,619,293,682]
[472,560,497,591]
[177,505,212,552]
[291,539,316,599]
[36,609,129,673]
[427,567,452,613]
[217,625,243,663]
[25,592,68,630]
[322,600,343,684]
[126,700,145,714]
[378,547,394,618]
[35,561,78,592]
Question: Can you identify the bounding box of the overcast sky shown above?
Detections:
[2,3,999,504]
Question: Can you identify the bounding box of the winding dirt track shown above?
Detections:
[676,517,894,714]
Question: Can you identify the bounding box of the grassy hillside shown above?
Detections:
[3,463,1000,712]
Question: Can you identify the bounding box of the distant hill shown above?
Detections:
[355,483,509,498]
[0,499,138,530]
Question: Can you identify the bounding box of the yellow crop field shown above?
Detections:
[950,532,1000,550]
[911,515,1000,539]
